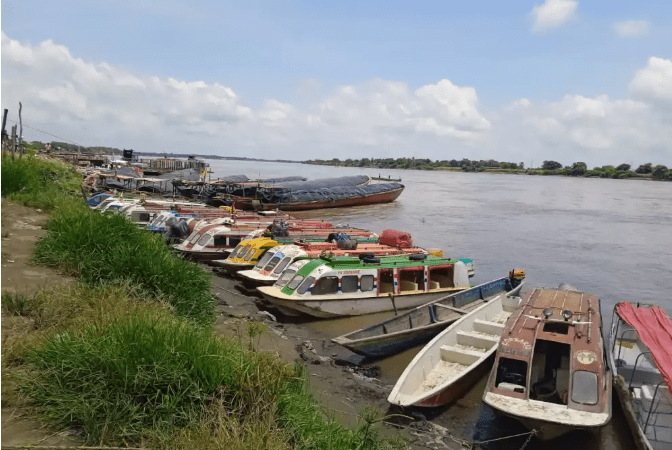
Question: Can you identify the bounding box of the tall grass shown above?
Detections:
[1,154,82,211]
[21,311,401,449]
[21,311,296,444]
[32,202,214,323]
[1,285,163,366]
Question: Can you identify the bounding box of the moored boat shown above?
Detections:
[235,229,430,286]
[332,271,525,358]
[482,286,612,440]
[256,253,473,318]
[608,301,672,450]
[174,222,377,262]
[387,289,522,408]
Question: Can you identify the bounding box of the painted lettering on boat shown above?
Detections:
[339,270,360,275]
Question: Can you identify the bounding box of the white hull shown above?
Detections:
[257,287,465,318]
[484,392,610,440]
[388,293,521,407]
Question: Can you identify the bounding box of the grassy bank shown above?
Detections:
[1,154,402,449]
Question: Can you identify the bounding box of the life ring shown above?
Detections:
[358,252,376,260]
[409,253,427,261]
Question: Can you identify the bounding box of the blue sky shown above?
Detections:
[2,1,671,167]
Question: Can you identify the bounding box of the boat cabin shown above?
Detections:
[275,254,470,299]
[483,287,611,439]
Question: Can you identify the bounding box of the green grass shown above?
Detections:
[32,202,214,323]
[2,291,33,316]
[20,310,401,449]
[1,153,83,211]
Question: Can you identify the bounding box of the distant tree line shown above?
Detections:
[306,157,671,181]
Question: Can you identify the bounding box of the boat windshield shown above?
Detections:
[272,257,291,274]
[264,255,283,272]
[197,234,211,246]
[233,245,250,259]
[287,275,304,290]
[276,269,296,286]
[296,276,315,294]
[244,247,256,261]
[229,244,246,259]
[256,252,275,269]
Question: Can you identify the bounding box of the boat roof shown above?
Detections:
[295,254,459,276]
[616,302,672,390]
[501,287,602,356]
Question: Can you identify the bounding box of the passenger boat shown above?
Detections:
[174,222,377,261]
[332,271,525,358]
[234,229,429,285]
[482,286,612,440]
[256,253,473,318]
[608,301,672,450]
[387,288,522,407]
[216,229,427,274]
[209,237,282,272]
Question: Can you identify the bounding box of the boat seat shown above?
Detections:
[440,345,482,366]
[473,319,505,336]
[456,330,500,351]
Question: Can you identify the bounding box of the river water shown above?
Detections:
[208,159,672,449]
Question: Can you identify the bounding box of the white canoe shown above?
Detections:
[388,291,521,407]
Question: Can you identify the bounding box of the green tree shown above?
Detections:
[569,162,587,176]
[635,163,653,174]
[652,165,669,180]
[542,160,563,170]
[616,163,631,172]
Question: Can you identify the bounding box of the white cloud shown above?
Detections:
[1,33,670,168]
[613,20,649,37]
[530,0,578,33]
[630,57,672,101]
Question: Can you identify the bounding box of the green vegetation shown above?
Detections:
[307,157,671,180]
[1,153,83,211]
[2,155,401,450]
[32,202,215,324]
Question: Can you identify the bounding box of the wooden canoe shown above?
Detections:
[387,290,522,408]
[332,276,524,358]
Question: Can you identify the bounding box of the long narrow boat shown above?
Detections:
[608,302,672,450]
[174,221,375,261]
[387,289,522,408]
[332,272,525,358]
[482,286,612,440]
[257,254,473,318]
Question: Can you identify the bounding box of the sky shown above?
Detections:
[1,0,671,168]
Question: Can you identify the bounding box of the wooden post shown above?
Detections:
[1,108,8,142]
[18,102,23,155]
[11,124,17,159]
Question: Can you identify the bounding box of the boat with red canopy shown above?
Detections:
[608,302,672,450]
